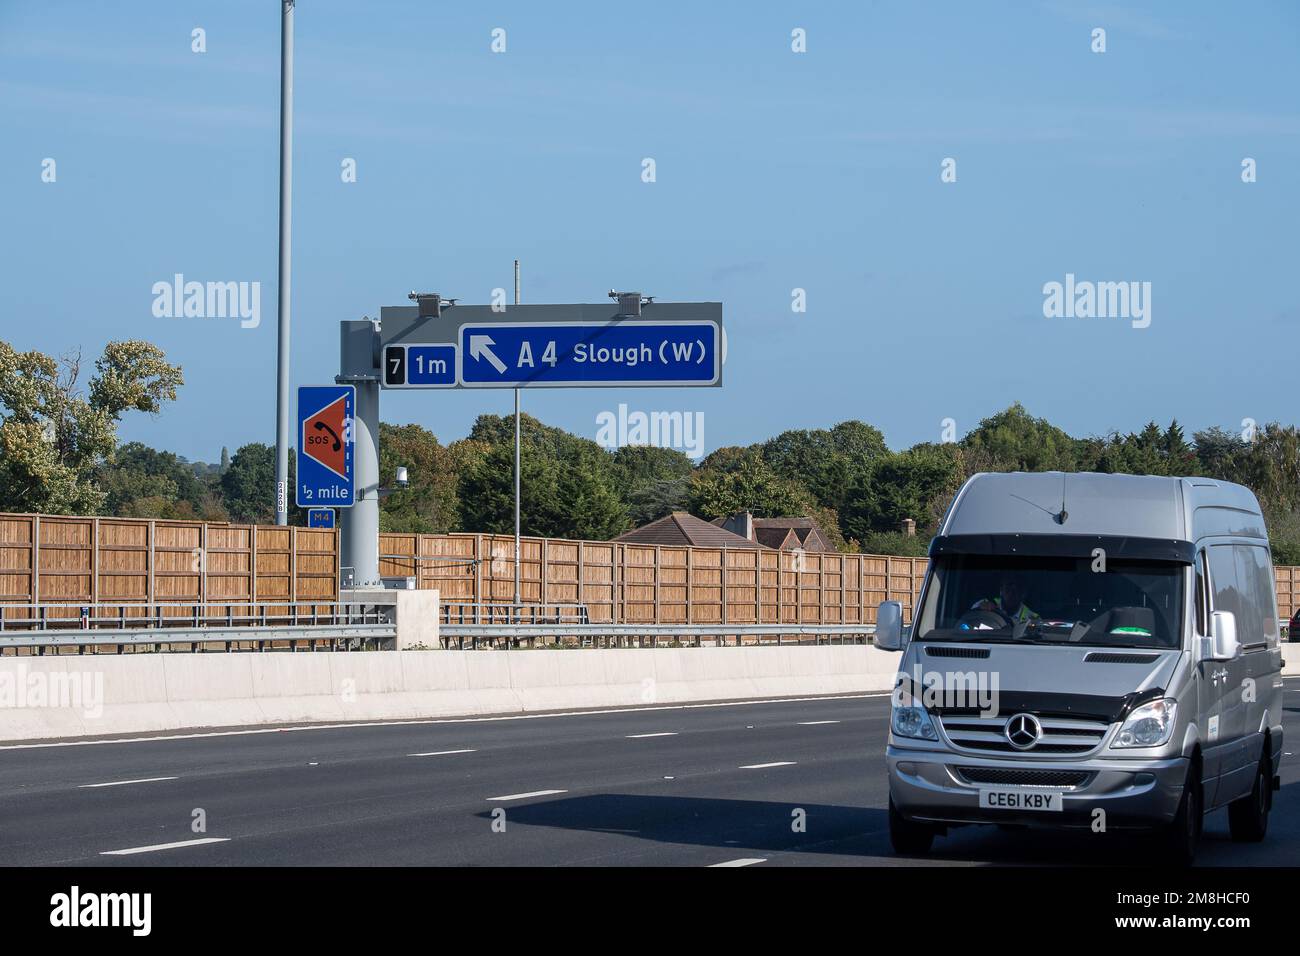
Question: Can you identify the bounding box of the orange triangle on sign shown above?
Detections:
[302,395,348,479]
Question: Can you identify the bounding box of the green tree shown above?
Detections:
[458,439,627,539]
[689,451,818,520]
[760,420,889,514]
[0,340,183,514]
[1163,420,1194,469]
[219,443,303,524]
[610,444,694,524]
[378,423,482,533]
[841,444,963,542]
[959,403,1077,473]
[695,445,749,473]
[1194,426,1249,478]
[97,441,224,519]
[1240,424,1300,513]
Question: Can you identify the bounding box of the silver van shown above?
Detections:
[877,472,1284,864]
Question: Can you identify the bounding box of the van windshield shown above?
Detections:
[914,554,1185,649]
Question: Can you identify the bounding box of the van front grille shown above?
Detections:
[957,767,1092,788]
[937,714,1110,754]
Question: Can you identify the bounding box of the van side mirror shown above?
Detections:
[1210,610,1240,661]
[876,601,905,651]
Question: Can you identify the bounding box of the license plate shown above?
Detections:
[979,788,1064,812]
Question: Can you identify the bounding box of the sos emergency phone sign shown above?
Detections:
[296,385,355,508]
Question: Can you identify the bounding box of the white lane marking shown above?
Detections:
[409,749,476,757]
[798,720,840,725]
[739,761,797,770]
[710,858,766,867]
[101,837,230,856]
[486,789,568,802]
[626,732,678,739]
[79,776,178,789]
[0,694,889,751]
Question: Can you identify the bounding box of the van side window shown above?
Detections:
[1194,555,1207,636]
[1234,544,1277,648]
[1207,545,1241,627]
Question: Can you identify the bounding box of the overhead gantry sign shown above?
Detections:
[334,291,723,588]
[378,293,722,390]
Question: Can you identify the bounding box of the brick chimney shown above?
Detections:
[722,510,755,541]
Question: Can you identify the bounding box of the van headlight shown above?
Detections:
[892,705,938,740]
[1111,699,1177,749]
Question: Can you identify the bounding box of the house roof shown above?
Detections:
[754,526,799,549]
[615,512,761,549]
[706,513,836,551]
[752,517,817,530]
[754,517,835,551]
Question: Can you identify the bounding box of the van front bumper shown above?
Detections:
[887,745,1188,830]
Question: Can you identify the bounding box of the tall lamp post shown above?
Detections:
[274,0,295,525]
[513,259,521,619]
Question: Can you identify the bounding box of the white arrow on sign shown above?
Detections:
[468,334,507,374]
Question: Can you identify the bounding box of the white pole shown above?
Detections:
[273,0,294,526]
[513,259,521,616]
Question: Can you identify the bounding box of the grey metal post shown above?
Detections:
[274,0,295,525]
[513,259,521,615]
[338,320,381,588]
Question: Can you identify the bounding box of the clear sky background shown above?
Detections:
[2,1,1297,463]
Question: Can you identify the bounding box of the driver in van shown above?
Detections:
[972,576,1039,625]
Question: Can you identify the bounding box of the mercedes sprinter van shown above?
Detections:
[877,472,1284,864]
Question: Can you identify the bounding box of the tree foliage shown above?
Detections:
[960,402,1078,472]
[379,423,482,533]
[689,450,819,519]
[0,340,182,514]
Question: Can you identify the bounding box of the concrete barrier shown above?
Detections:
[1,646,1297,743]
[0,646,900,742]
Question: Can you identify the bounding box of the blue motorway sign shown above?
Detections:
[296,385,354,508]
[307,508,335,529]
[458,321,719,388]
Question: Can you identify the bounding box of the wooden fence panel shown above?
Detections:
[1277,566,1297,621]
[0,513,337,626]
[0,515,35,625]
[401,534,933,629]
[724,547,758,625]
[582,542,615,623]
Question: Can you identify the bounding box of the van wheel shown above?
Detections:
[889,797,936,855]
[1159,764,1202,866]
[1228,748,1271,842]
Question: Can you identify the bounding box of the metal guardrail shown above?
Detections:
[437,616,877,649]
[0,601,395,653]
[439,602,590,625]
[0,601,384,630]
[435,609,1297,650]
[0,622,396,652]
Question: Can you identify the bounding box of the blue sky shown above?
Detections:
[2,1,1297,463]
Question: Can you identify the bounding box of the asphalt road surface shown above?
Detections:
[2,679,1298,867]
